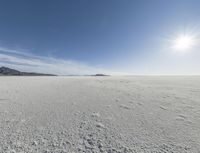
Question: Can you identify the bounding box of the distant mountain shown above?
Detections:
[92,74,110,76]
[0,67,56,76]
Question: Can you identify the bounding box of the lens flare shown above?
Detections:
[172,34,196,52]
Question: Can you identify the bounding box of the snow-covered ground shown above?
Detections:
[0,76,200,153]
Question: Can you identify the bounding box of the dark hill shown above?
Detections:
[0,67,56,76]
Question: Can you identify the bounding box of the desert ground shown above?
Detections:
[0,76,200,153]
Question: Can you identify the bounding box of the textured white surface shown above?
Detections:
[0,76,200,153]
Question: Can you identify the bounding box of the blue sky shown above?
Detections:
[0,0,200,75]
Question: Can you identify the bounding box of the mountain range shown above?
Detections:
[0,67,55,76]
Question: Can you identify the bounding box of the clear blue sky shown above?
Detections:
[0,0,200,75]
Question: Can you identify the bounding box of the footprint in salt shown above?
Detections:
[178,114,187,119]
[96,122,105,128]
[137,102,143,106]
[175,114,187,121]
[91,112,100,118]
[159,106,167,110]
[119,105,130,110]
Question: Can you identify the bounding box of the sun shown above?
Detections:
[172,34,196,52]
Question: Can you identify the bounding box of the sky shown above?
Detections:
[0,0,200,75]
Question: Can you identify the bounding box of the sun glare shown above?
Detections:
[172,34,195,52]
